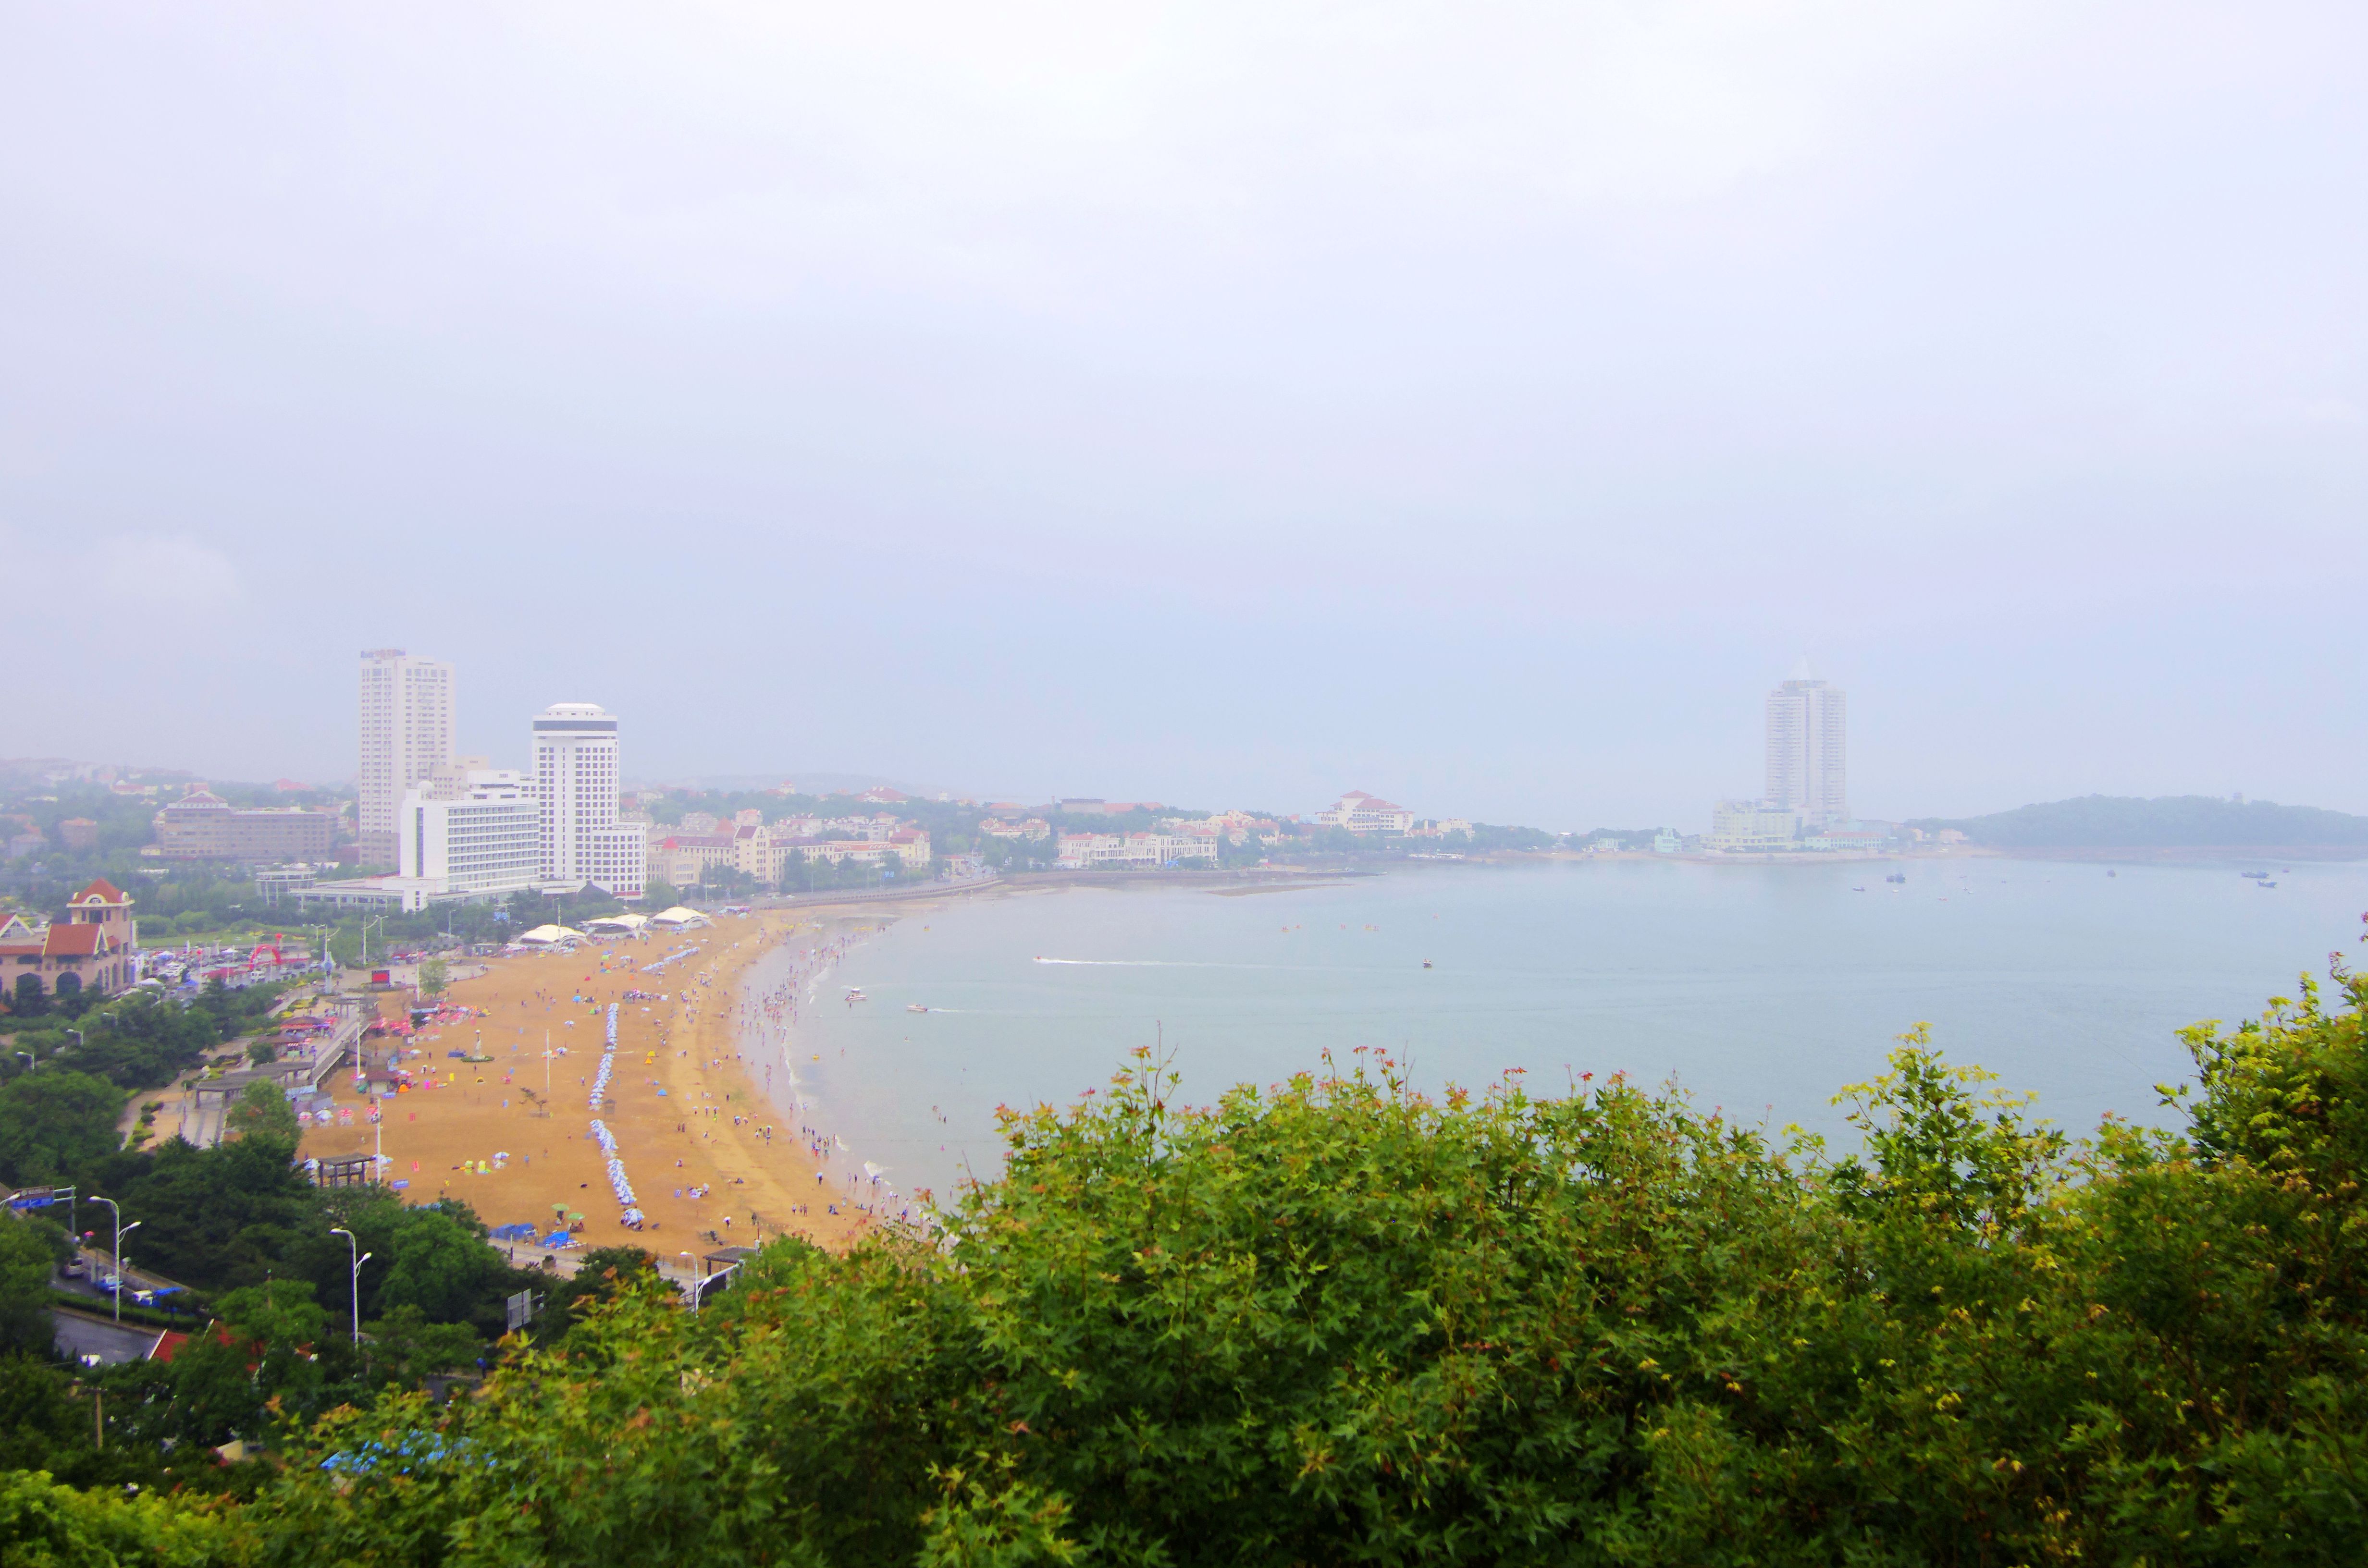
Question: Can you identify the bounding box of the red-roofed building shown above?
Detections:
[1316,792,1416,834]
[2,880,139,1008]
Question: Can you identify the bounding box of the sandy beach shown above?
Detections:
[296,910,888,1268]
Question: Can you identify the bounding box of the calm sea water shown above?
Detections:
[750,858,2368,1205]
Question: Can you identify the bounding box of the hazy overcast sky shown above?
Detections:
[5,3,2362,826]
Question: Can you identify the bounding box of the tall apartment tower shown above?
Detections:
[1764,667,1847,825]
[530,702,647,899]
[358,649,456,869]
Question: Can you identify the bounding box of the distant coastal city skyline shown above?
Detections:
[0,650,2339,849]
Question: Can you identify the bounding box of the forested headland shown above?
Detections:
[1912,794,2368,850]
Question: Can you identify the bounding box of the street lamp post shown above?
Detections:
[329,1228,371,1344]
[91,1199,137,1324]
[678,1251,698,1314]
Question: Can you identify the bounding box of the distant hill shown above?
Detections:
[1909,795,2368,849]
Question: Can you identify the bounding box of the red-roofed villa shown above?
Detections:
[2,879,139,1008]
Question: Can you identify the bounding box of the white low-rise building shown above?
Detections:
[1317,791,1416,834]
[782,838,892,867]
[1055,832,1219,869]
[1708,800,1804,853]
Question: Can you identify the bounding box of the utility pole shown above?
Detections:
[329,1227,371,1345]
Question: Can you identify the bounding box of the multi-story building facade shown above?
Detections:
[394,765,541,900]
[1316,792,1416,834]
[649,832,737,890]
[358,649,455,869]
[154,790,338,861]
[1707,800,1804,853]
[1765,671,1847,825]
[530,702,647,898]
[1055,832,1219,869]
[778,837,891,869]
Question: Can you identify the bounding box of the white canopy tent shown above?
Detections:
[650,906,712,929]
[516,924,586,946]
[584,913,650,934]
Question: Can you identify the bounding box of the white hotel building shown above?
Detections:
[394,764,541,901]
[1055,831,1218,869]
[531,703,647,899]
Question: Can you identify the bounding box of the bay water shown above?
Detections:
[752,857,2368,1206]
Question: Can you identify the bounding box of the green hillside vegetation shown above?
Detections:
[1912,793,2368,849]
[6,948,2362,1563]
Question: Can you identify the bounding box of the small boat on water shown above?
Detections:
[1885,872,1907,884]
[907,1003,929,1013]
[1422,960,1433,969]
[2258,881,2278,889]
[2242,870,2269,879]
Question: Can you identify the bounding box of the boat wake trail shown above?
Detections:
[1033,957,1291,969]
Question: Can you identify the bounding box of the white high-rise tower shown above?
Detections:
[358,649,455,869]
[1764,663,1847,825]
[530,702,647,898]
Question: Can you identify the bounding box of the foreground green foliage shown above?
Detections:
[19,964,2368,1565]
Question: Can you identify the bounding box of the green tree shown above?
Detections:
[0,1070,123,1187]
[169,1280,330,1445]
[82,1132,318,1292]
[359,1305,481,1390]
[0,1467,232,1566]
[60,989,225,1090]
[0,1217,67,1354]
[224,1081,297,1144]
[373,1208,514,1333]
[539,1245,657,1328]
[415,958,449,1000]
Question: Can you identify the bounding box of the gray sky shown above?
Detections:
[5,3,2363,827]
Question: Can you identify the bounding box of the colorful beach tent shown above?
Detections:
[489,1223,539,1241]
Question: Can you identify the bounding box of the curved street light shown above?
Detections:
[329,1228,371,1345]
[89,1198,138,1323]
